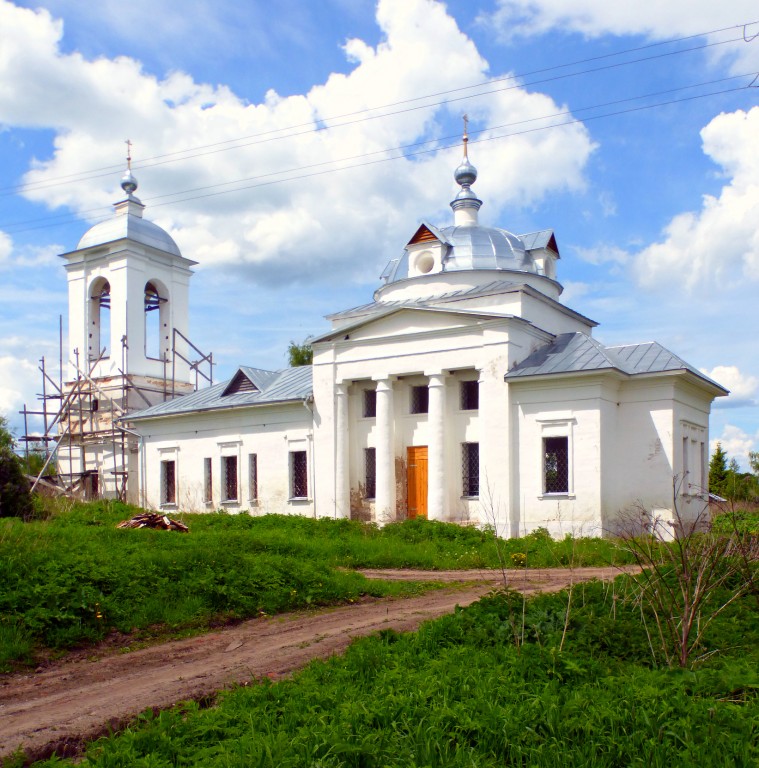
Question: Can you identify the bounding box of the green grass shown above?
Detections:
[0,501,630,670]
[23,579,759,767]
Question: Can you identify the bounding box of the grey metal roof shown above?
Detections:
[382,225,559,285]
[520,229,559,255]
[127,365,313,421]
[328,279,596,328]
[77,198,183,257]
[506,333,728,392]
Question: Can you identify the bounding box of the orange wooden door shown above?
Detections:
[407,446,428,519]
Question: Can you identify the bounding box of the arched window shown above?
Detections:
[89,278,110,360]
[144,281,167,360]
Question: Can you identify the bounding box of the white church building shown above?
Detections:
[61,137,727,537]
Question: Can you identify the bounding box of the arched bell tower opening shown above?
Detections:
[89,277,111,360]
[144,280,168,361]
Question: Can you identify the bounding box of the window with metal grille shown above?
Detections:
[364,448,376,499]
[249,453,258,502]
[410,385,429,414]
[460,380,479,410]
[363,388,377,418]
[222,455,238,502]
[290,451,308,498]
[461,442,479,497]
[161,460,176,505]
[543,437,569,494]
[203,458,212,503]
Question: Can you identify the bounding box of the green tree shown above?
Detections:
[708,443,728,496]
[0,415,33,519]
[287,339,313,367]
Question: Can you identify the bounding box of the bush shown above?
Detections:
[0,446,33,520]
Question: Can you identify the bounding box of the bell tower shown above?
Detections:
[57,156,198,501]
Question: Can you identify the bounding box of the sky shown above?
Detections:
[0,0,757,467]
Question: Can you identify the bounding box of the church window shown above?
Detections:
[222,455,238,502]
[543,437,569,494]
[249,453,258,502]
[290,451,308,498]
[410,385,429,414]
[363,389,377,418]
[461,442,479,497]
[203,458,212,503]
[364,448,376,499]
[460,380,479,410]
[161,460,176,505]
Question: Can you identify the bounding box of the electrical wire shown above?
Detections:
[2,18,756,197]
[2,76,754,235]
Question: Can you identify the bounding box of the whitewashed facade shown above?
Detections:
[99,142,725,536]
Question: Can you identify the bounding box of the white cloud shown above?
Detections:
[0,0,595,287]
[632,106,759,291]
[701,365,759,406]
[572,243,629,266]
[482,1,759,72]
[710,423,758,468]
[0,355,40,422]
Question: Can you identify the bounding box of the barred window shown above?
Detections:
[364,448,376,499]
[222,455,238,502]
[461,442,479,497]
[460,380,479,410]
[290,451,308,498]
[203,457,212,503]
[363,389,377,418]
[249,453,258,502]
[543,437,569,494]
[161,460,176,505]
[410,385,429,414]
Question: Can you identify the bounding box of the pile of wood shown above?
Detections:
[117,513,189,532]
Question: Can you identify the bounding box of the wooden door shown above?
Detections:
[407,446,428,519]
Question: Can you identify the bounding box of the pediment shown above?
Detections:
[221,369,259,396]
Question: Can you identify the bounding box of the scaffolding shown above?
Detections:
[20,317,213,502]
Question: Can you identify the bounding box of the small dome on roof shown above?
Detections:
[77,214,182,257]
[440,225,534,273]
[76,165,182,257]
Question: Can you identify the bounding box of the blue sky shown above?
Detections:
[0,0,757,467]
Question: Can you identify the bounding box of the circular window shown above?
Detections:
[415,251,434,274]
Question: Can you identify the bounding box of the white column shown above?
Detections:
[427,372,447,520]
[374,377,395,520]
[334,381,350,519]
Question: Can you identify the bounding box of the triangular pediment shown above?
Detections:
[221,369,259,396]
[405,220,451,248]
[318,306,509,344]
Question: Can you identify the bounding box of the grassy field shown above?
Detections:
[0,500,632,671]
[20,579,759,767]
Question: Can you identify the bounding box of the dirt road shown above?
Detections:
[0,567,630,763]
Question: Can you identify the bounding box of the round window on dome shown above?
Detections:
[414,250,435,274]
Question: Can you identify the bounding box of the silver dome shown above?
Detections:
[441,225,535,273]
[77,213,182,257]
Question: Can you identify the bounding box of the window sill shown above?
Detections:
[248,499,259,506]
[220,499,240,506]
[460,495,479,500]
[538,493,575,501]
[288,497,311,503]
[160,503,177,510]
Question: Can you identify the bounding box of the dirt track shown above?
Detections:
[0,567,631,763]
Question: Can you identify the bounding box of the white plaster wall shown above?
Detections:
[510,378,608,538]
[135,403,314,515]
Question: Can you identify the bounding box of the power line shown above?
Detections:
[3,19,756,197]
[2,76,754,235]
